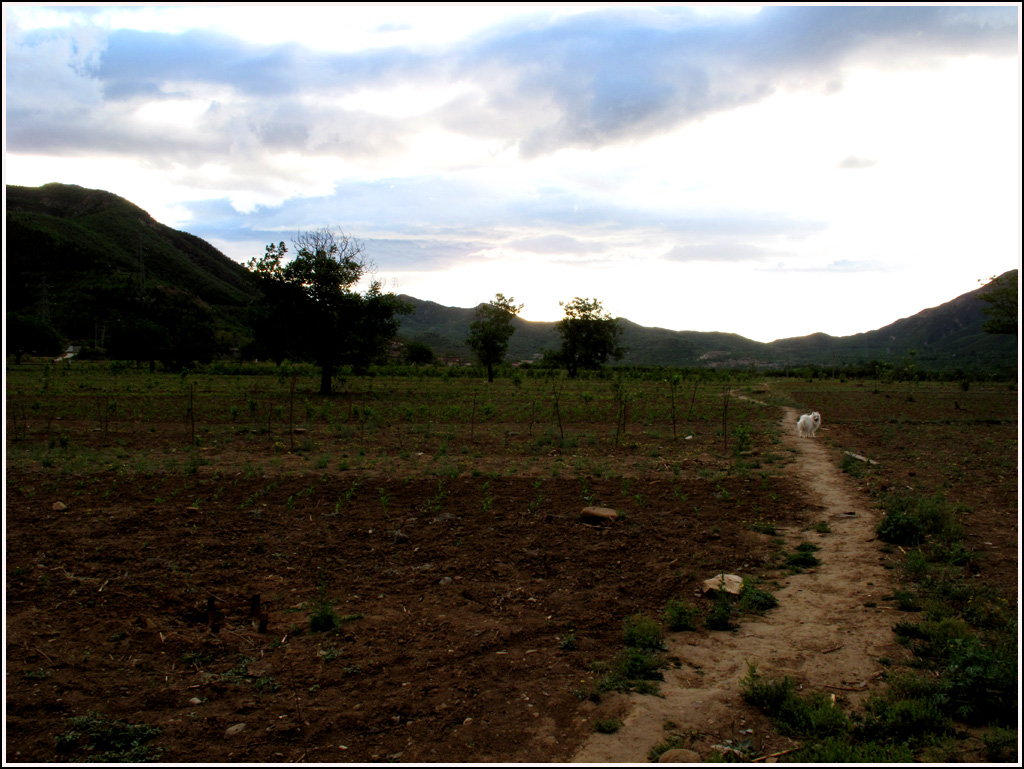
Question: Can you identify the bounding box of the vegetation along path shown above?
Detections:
[573,397,903,763]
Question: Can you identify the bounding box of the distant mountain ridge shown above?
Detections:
[397,275,1018,373]
[5,182,1016,373]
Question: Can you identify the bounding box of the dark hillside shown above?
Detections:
[6,183,259,361]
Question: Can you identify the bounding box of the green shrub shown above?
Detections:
[740,664,848,738]
[981,727,1018,762]
[790,736,914,763]
[738,580,779,614]
[785,549,820,569]
[309,603,340,632]
[623,613,665,650]
[664,599,700,631]
[705,596,736,631]
[876,509,925,546]
[593,718,623,734]
[595,648,667,695]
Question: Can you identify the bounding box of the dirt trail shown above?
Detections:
[572,401,903,763]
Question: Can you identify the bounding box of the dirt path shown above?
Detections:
[572,401,904,763]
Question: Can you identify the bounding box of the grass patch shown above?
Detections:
[622,613,665,650]
[55,711,162,763]
[592,718,623,734]
[737,579,779,614]
[593,647,667,695]
[663,599,699,631]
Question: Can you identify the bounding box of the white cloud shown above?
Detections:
[4,4,1019,342]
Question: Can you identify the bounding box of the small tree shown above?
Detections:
[467,293,523,382]
[554,297,625,378]
[247,229,411,395]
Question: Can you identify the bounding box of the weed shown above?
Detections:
[747,519,777,535]
[593,647,667,695]
[254,675,281,693]
[981,726,1019,762]
[622,613,665,650]
[647,735,685,762]
[559,633,578,651]
[55,711,162,762]
[705,591,736,631]
[737,579,779,614]
[664,599,700,631]
[308,568,340,632]
[785,546,820,570]
[593,718,623,734]
[740,663,848,737]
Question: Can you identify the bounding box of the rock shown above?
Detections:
[188,697,203,705]
[224,723,247,737]
[701,573,743,595]
[659,748,702,763]
[580,506,619,523]
[52,502,67,512]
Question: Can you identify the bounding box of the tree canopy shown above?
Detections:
[466,293,524,382]
[246,228,411,394]
[977,270,1018,336]
[554,297,625,377]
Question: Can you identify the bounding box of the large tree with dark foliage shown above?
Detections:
[467,293,523,382]
[246,229,411,395]
[554,297,625,377]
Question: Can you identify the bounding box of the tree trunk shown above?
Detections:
[319,363,333,396]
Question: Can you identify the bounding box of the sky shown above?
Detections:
[4,3,1021,343]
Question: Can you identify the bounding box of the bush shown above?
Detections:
[705,596,736,631]
[738,580,779,614]
[664,599,700,631]
[593,718,623,734]
[622,613,665,650]
[595,648,667,695]
[876,510,924,546]
[740,664,848,738]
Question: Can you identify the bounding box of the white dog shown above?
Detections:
[796,411,821,438]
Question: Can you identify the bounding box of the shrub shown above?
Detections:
[740,663,848,738]
[877,510,925,546]
[595,648,667,695]
[593,718,623,734]
[738,580,779,614]
[623,613,665,650]
[705,595,736,631]
[664,599,700,631]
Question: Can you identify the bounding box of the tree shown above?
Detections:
[554,297,625,377]
[467,293,524,382]
[7,312,63,364]
[977,270,1018,335]
[404,341,435,366]
[246,229,411,395]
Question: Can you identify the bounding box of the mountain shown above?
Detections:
[6,183,259,360]
[397,277,1018,374]
[6,183,1016,374]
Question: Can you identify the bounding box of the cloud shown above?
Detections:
[504,234,609,255]
[7,5,1015,169]
[664,242,782,264]
[837,155,879,170]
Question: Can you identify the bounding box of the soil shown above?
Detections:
[4,377,1017,764]
[572,402,905,762]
